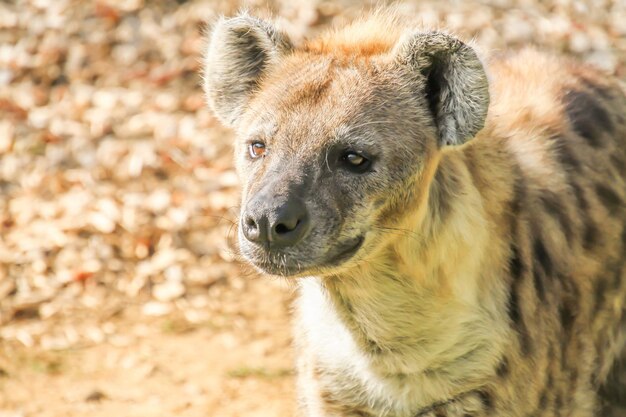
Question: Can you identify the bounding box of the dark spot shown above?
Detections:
[496,357,510,378]
[591,363,601,385]
[533,270,547,303]
[554,141,582,171]
[507,245,533,356]
[366,338,383,355]
[538,392,548,409]
[554,393,563,410]
[564,90,614,147]
[533,238,553,302]
[558,274,580,333]
[582,221,600,251]
[610,154,626,176]
[533,238,554,278]
[431,167,454,223]
[506,174,533,356]
[434,411,447,417]
[517,331,533,357]
[510,175,526,216]
[571,182,589,211]
[538,191,573,241]
[532,237,555,302]
[559,301,576,334]
[594,183,623,216]
[613,265,623,290]
[507,284,521,326]
[477,390,494,411]
[594,279,608,315]
[509,244,524,282]
[582,78,613,101]
[599,348,626,407]
[570,183,601,251]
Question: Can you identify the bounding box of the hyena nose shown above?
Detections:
[242,198,310,248]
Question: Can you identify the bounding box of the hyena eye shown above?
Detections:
[249,142,266,159]
[341,151,372,173]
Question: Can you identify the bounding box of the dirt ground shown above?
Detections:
[0,0,625,416]
[1,278,296,417]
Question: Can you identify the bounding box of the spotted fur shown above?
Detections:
[204,12,626,417]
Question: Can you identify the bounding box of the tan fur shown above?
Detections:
[304,13,404,59]
[204,12,626,417]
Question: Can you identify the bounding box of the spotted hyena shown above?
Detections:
[203,11,626,417]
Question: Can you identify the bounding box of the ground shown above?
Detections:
[0,0,625,416]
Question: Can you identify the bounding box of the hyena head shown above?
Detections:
[204,13,489,277]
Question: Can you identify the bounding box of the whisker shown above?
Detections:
[197,214,237,226]
[373,225,423,243]
[324,147,332,172]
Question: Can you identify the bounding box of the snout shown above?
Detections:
[241,195,311,248]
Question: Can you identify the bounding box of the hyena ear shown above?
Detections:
[393,32,489,146]
[204,14,292,126]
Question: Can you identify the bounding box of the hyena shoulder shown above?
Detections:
[466,48,626,416]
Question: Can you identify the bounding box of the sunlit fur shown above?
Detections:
[205,11,626,417]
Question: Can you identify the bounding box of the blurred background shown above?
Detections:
[0,0,624,416]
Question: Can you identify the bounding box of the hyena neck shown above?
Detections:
[297,145,511,382]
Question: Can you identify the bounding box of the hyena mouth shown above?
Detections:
[250,235,366,277]
[326,235,365,266]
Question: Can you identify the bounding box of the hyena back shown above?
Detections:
[204,12,626,417]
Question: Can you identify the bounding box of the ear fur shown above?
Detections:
[203,14,292,126]
[394,32,489,146]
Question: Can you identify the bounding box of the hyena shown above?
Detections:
[203,12,626,417]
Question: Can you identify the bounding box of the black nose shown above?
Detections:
[242,198,310,248]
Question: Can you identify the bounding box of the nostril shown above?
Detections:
[242,214,264,243]
[274,219,299,235]
[275,224,289,235]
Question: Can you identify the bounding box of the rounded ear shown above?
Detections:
[204,14,292,127]
[393,32,489,146]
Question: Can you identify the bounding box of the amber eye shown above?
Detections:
[341,151,371,173]
[249,142,266,159]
